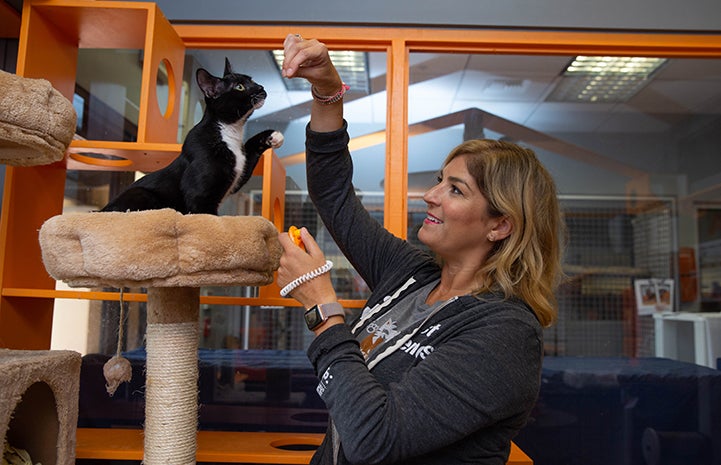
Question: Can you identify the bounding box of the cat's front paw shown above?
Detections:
[268,131,284,149]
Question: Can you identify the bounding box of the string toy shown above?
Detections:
[103,288,132,396]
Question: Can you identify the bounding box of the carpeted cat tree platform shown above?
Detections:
[0,69,76,166]
[39,208,282,465]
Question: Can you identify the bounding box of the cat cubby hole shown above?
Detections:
[5,382,60,465]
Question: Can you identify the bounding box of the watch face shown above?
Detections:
[305,307,322,329]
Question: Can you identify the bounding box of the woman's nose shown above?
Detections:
[423,184,439,204]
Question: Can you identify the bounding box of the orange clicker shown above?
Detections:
[288,225,306,251]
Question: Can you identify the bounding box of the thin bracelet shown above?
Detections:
[311,83,350,105]
[280,260,334,297]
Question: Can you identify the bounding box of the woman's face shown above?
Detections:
[418,154,499,264]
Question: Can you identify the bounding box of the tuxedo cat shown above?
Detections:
[101,58,283,214]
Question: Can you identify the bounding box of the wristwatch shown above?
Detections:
[304,302,345,330]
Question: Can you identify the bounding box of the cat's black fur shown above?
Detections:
[101,58,283,215]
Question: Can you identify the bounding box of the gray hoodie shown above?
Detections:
[305,122,543,465]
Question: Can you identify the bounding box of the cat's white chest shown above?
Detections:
[219,121,246,176]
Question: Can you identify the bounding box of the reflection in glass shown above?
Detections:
[74,49,142,142]
[407,52,721,354]
[408,51,721,465]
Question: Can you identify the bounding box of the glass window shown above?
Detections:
[408,52,721,465]
[408,52,721,350]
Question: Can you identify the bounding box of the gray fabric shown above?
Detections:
[305,121,543,465]
[354,279,438,360]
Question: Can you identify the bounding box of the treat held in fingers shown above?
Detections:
[288,225,306,251]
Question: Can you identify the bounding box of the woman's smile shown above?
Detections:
[424,213,443,225]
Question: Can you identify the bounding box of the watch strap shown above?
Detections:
[305,302,344,330]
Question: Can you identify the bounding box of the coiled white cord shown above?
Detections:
[280,260,334,297]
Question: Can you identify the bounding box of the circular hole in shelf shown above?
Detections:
[270,436,322,452]
[272,443,320,452]
[156,58,176,119]
[290,411,329,423]
[69,152,133,168]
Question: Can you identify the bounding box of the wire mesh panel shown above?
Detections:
[546,196,675,357]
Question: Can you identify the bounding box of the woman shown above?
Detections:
[277,33,565,465]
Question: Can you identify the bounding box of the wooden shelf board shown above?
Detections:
[66,140,182,172]
[75,428,322,464]
[1,288,365,308]
[75,429,532,464]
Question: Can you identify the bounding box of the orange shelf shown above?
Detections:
[0,287,366,309]
[66,140,182,172]
[75,428,322,464]
[508,442,534,465]
[75,429,532,464]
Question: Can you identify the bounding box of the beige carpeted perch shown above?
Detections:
[39,209,281,288]
[39,209,282,465]
[0,69,76,166]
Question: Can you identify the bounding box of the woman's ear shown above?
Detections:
[491,216,513,241]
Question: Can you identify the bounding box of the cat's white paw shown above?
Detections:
[270,131,284,149]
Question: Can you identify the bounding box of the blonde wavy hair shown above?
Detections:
[443,139,565,327]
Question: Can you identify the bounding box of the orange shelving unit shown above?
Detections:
[0,0,184,350]
[0,0,292,351]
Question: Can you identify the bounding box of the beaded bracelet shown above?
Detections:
[280,260,334,297]
[311,83,350,105]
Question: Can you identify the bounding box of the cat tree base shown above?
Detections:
[0,349,81,465]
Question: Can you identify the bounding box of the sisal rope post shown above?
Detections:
[144,286,201,465]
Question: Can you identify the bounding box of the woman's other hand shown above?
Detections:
[277,227,338,308]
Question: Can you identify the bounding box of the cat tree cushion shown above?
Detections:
[0,69,76,166]
[38,209,282,288]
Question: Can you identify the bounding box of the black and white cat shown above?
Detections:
[101,58,283,215]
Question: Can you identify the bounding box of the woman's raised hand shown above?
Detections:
[282,34,343,96]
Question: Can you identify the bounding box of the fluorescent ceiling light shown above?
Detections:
[271,50,370,93]
[547,56,667,103]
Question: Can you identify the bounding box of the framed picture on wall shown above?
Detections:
[697,206,721,311]
[635,278,674,315]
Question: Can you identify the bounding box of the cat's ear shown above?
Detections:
[196,68,221,99]
[224,58,234,77]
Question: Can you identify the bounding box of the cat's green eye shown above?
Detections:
[234,84,245,91]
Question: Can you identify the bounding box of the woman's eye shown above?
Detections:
[234,84,245,91]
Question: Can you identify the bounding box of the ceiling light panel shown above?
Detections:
[271,50,370,93]
[547,56,667,103]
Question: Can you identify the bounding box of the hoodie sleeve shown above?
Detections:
[305,121,430,291]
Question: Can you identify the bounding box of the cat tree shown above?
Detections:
[39,209,283,464]
[6,2,286,462]
[0,68,79,464]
